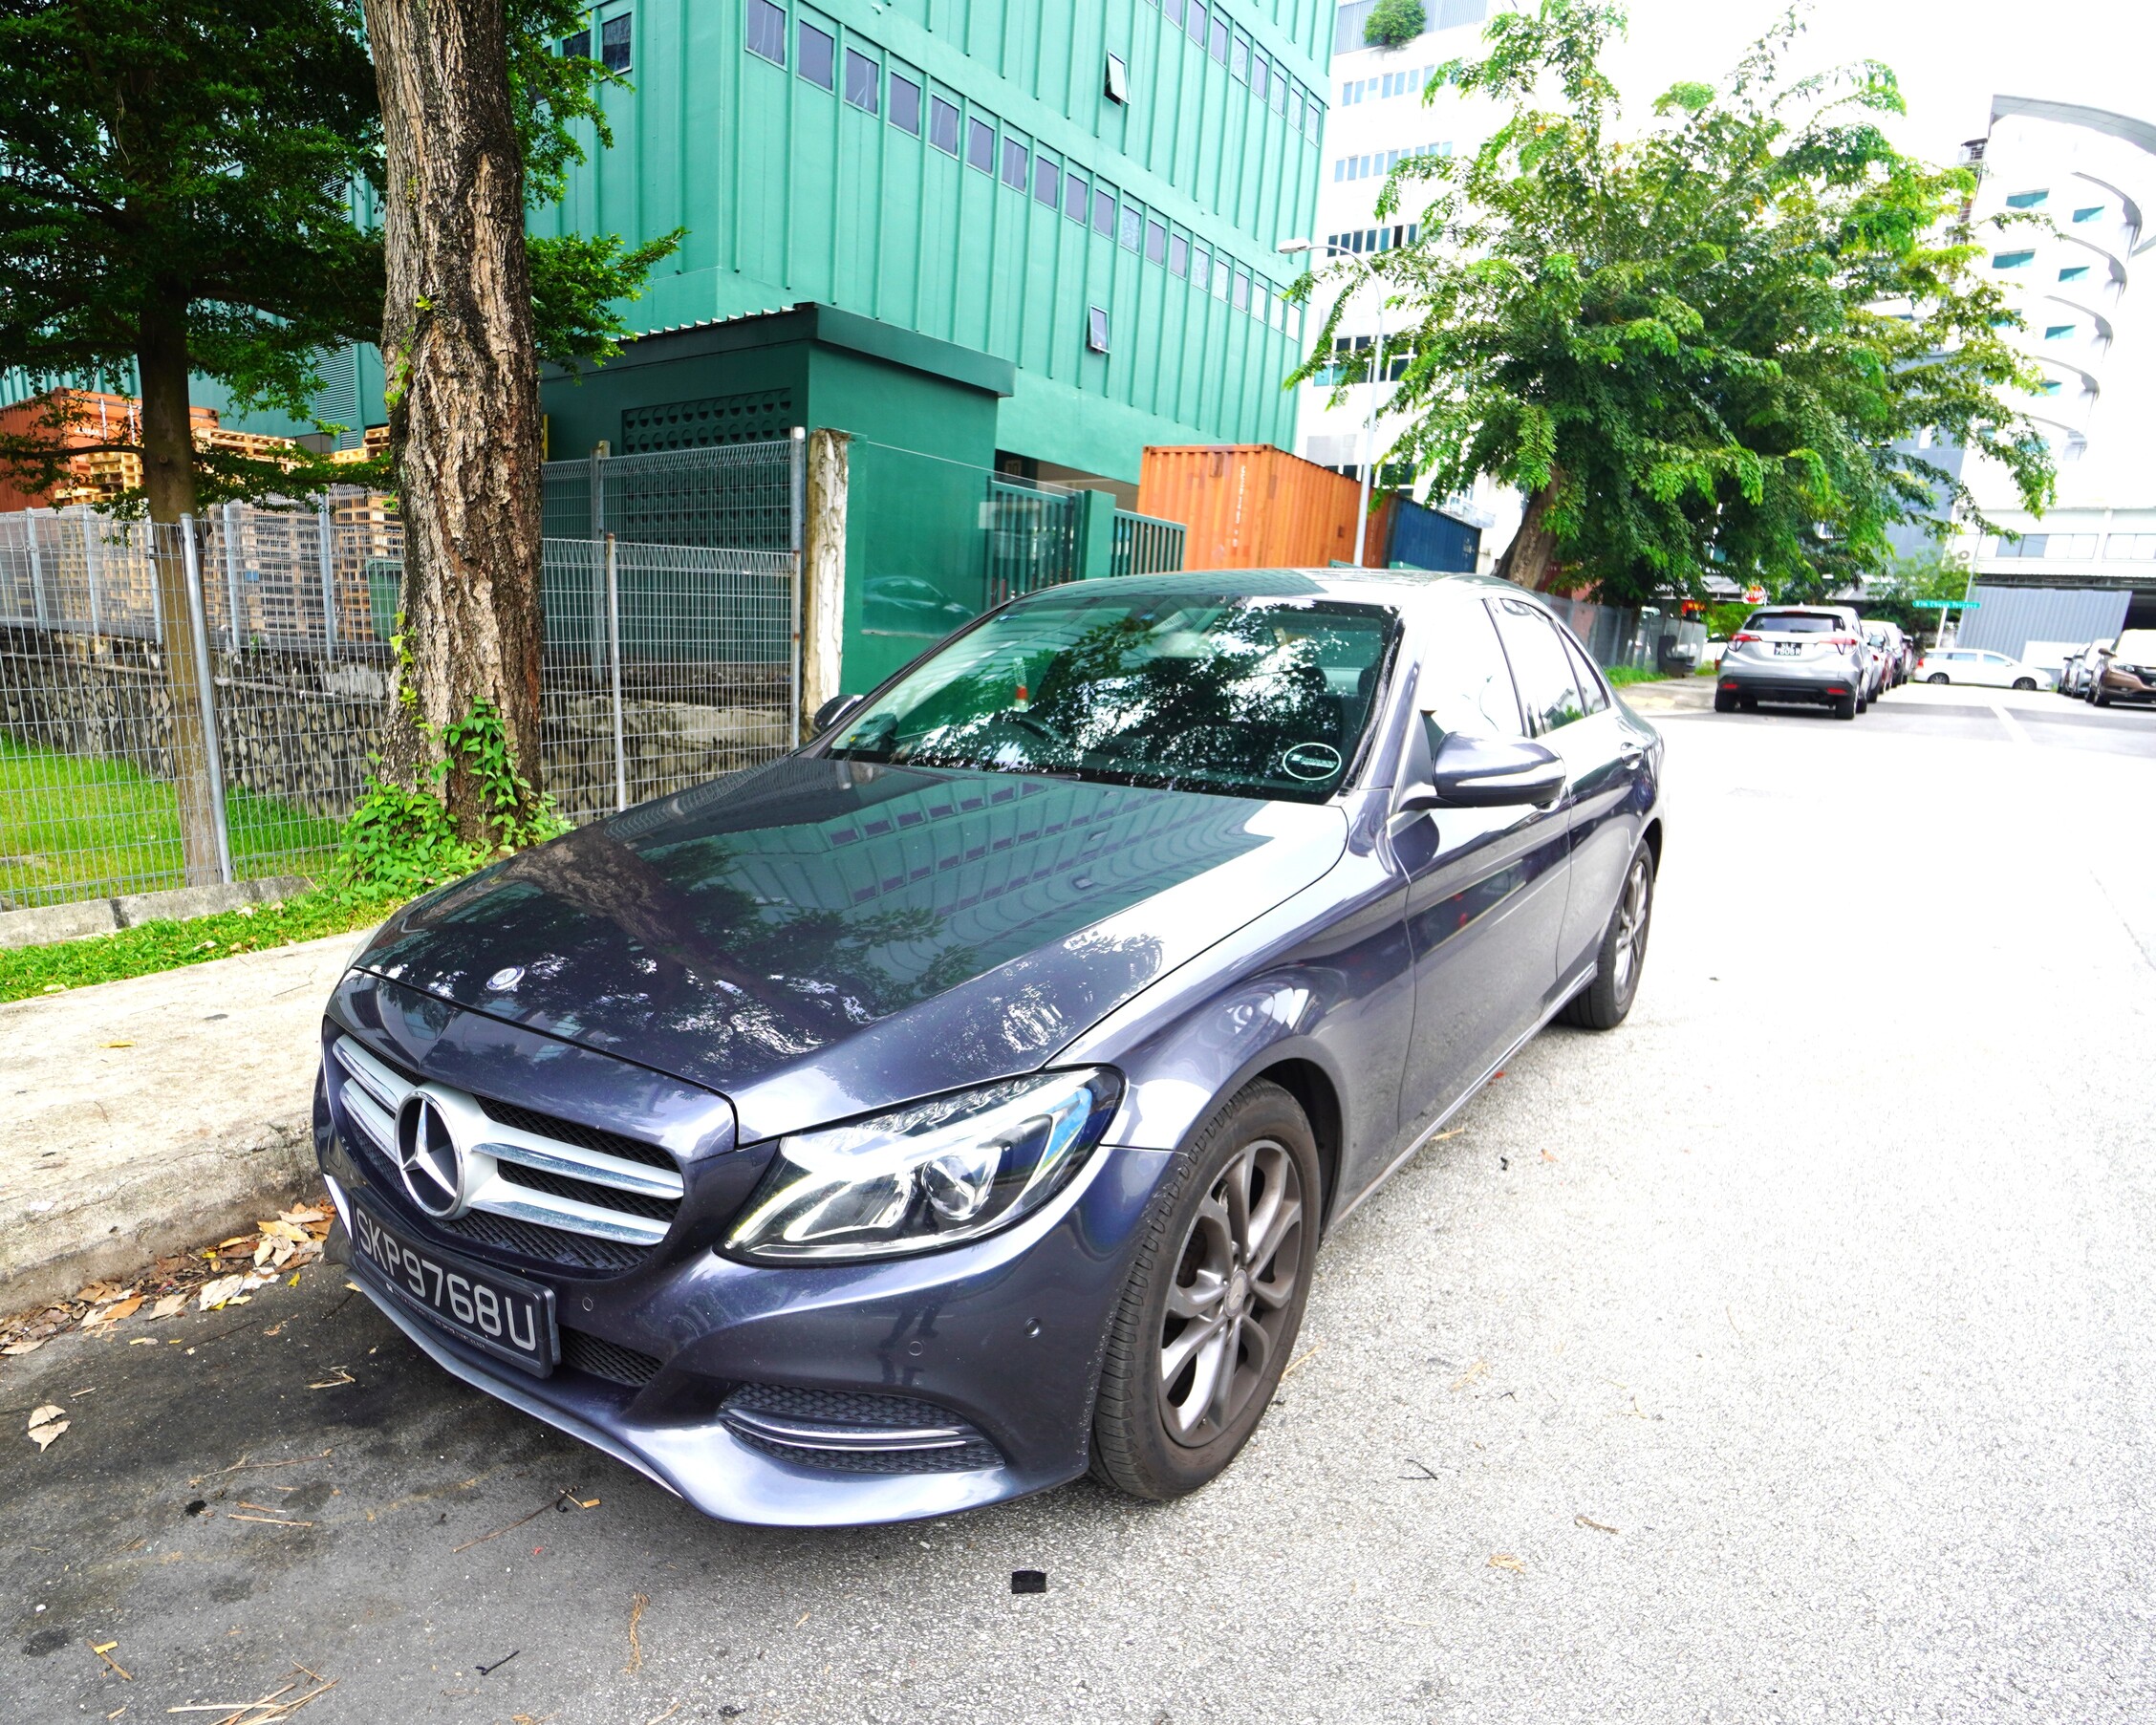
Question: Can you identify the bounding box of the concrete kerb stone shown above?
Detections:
[0,874,312,951]
[0,927,361,1317]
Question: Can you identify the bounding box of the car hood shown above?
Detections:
[356,758,1348,1140]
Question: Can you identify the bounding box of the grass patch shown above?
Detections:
[0,887,401,1004]
[0,731,340,908]
[1604,664,1683,686]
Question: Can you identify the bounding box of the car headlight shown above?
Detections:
[723,1068,1123,1264]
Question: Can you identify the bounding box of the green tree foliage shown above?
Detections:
[0,0,676,516]
[1860,547,1973,640]
[1294,2,2056,605]
[1365,0,1430,51]
[0,0,384,514]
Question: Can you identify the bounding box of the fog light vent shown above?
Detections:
[720,1383,1003,1475]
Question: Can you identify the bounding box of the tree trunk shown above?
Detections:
[364,0,545,841]
[138,291,224,887]
[1495,480,1565,592]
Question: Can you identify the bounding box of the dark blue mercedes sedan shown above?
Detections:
[314,570,1664,1525]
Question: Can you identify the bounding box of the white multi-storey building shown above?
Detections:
[1290,0,1516,570]
[1950,97,2156,657]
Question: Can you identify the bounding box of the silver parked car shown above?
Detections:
[1861,620,1908,690]
[1714,606,1871,719]
[2060,639,2112,698]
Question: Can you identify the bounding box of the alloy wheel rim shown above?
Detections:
[1611,858,1650,997]
[1157,1138,1304,1449]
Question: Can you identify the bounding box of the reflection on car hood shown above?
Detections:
[357,759,1348,1138]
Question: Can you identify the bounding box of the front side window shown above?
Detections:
[600,12,632,73]
[744,0,783,64]
[1417,601,1524,742]
[889,72,921,134]
[1489,598,1587,736]
[829,592,1401,804]
[798,21,834,89]
[930,95,960,154]
[844,48,878,113]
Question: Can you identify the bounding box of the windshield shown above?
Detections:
[1747,612,1841,635]
[2111,630,2156,662]
[827,588,1400,802]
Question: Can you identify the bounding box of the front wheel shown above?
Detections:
[1927,673,1950,684]
[1561,843,1656,1030]
[1090,1082,1321,1501]
[2013,678,2037,691]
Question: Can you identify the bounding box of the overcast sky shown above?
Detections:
[1599,0,2145,162]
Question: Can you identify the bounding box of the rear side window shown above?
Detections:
[1418,601,1524,741]
[1747,612,1839,635]
[1489,598,1588,736]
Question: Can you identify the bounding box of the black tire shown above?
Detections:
[1739,695,1758,713]
[1561,841,1656,1030]
[1090,1081,1321,1501]
[2094,685,2112,708]
[1855,690,1868,715]
[2013,678,2037,691]
[1927,673,1950,684]
[1833,691,1858,720]
[1714,689,1737,713]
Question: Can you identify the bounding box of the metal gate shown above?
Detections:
[982,477,1080,608]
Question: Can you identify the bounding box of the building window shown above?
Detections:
[2106,534,2156,559]
[1191,248,1210,291]
[929,95,959,154]
[1033,154,1059,206]
[1209,16,1228,62]
[967,117,995,172]
[1164,0,1184,24]
[1990,249,2034,270]
[1002,136,1027,190]
[2044,323,2075,340]
[2072,205,2103,223]
[1232,270,1249,311]
[1119,204,1143,249]
[889,72,921,134]
[2003,189,2047,208]
[1093,184,1116,236]
[1105,53,1129,104]
[1230,35,1248,81]
[844,48,879,113]
[1169,232,1189,277]
[1187,1,1207,47]
[1146,219,1167,264]
[562,28,591,59]
[1272,69,1289,115]
[2058,264,2089,281]
[744,0,784,66]
[799,21,834,90]
[1087,306,1111,354]
[2038,378,2062,395]
[600,12,632,74]
[1064,170,1089,223]
[1213,258,1230,299]
[1305,94,1325,135]
[1251,54,1268,101]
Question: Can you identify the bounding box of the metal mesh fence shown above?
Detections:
[1,493,799,909]
[542,441,798,550]
[1543,596,1708,676]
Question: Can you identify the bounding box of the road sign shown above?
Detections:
[1742,585,1767,604]
[1911,599,1979,609]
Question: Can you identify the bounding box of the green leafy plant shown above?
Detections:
[1365,0,1429,51]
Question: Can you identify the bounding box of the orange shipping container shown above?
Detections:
[1138,444,1381,571]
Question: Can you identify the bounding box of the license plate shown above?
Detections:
[1774,642,1801,657]
[352,1199,556,1376]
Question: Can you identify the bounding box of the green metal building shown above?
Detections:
[538,0,1331,484]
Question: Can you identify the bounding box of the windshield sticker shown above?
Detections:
[1280,742,1343,782]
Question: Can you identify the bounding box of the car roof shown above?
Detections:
[1029,568,1531,615]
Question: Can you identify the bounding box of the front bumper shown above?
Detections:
[315,1047,1174,1527]
[2097,669,2156,703]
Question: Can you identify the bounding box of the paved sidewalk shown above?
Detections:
[0,931,356,1315]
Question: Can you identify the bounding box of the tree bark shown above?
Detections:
[1495,480,1564,592]
[364,0,545,840]
[137,291,224,886]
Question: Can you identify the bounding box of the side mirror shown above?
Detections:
[812,693,865,735]
[1402,731,1565,810]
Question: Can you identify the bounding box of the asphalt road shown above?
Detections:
[6,681,2155,1724]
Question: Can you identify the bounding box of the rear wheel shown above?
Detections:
[1927,673,1950,685]
[2013,678,2037,691]
[1714,689,1737,714]
[1833,691,1858,720]
[1090,1082,1320,1501]
[1562,843,1656,1030]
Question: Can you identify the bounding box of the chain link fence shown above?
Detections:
[2,452,801,909]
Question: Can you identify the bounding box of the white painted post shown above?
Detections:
[180,518,234,885]
[607,532,627,813]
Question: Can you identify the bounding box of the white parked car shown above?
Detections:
[1911,647,2057,691]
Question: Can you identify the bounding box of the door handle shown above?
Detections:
[1617,741,1645,763]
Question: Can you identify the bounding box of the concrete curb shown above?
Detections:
[0,928,358,1317]
[0,875,313,951]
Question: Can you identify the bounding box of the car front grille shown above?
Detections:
[330,1033,683,1276]
[719,1383,1003,1475]
[559,1327,664,1388]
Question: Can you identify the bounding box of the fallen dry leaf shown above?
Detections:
[624,1592,648,1674]
[2,1338,46,1356]
[1575,1515,1619,1535]
[260,1219,310,1244]
[1488,1553,1525,1573]
[85,1295,144,1328]
[29,1404,70,1451]
[197,1275,246,1312]
[149,1295,186,1321]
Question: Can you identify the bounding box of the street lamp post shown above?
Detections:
[1282,237,1388,569]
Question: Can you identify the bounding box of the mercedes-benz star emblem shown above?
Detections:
[396,1093,468,1219]
[485,965,524,992]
